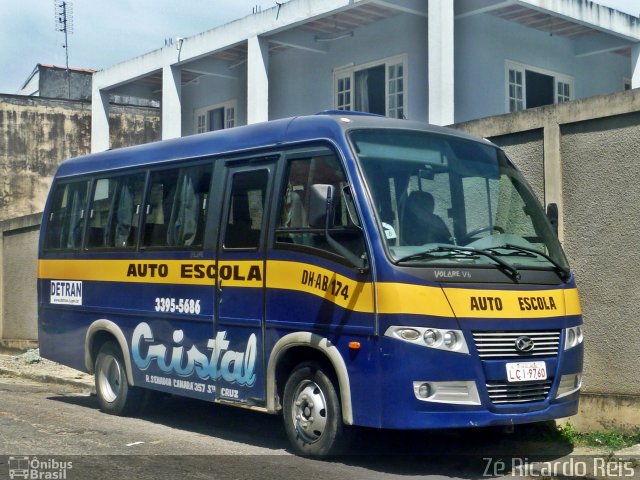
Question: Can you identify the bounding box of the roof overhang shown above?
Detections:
[456,0,639,58]
[96,0,640,99]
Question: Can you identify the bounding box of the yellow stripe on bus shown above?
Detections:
[38,259,581,318]
[376,282,453,317]
[38,259,263,286]
[265,260,374,313]
[563,288,583,316]
[441,287,582,318]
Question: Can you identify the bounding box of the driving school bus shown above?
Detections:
[38,112,583,455]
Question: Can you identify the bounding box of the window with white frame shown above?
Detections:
[196,114,206,134]
[336,76,352,111]
[557,81,571,103]
[334,55,407,119]
[505,61,573,113]
[225,106,235,129]
[508,69,524,112]
[194,100,237,134]
[388,63,405,119]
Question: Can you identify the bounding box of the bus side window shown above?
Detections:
[44,181,89,250]
[275,155,363,259]
[86,173,145,249]
[223,170,268,249]
[143,165,211,248]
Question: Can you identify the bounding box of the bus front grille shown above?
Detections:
[486,380,552,404]
[472,330,561,359]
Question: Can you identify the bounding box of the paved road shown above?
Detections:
[0,375,575,480]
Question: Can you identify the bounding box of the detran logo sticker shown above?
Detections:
[50,280,83,305]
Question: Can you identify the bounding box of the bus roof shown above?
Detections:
[54,112,494,178]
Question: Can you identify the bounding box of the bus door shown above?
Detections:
[214,158,277,406]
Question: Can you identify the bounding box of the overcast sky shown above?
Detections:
[0,0,638,94]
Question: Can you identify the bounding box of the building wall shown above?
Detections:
[181,73,246,135]
[455,89,640,431]
[455,13,631,123]
[269,12,429,122]
[39,69,93,101]
[0,215,41,340]
[109,103,161,150]
[0,94,160,221]
[179,12,430,134]
[179,10,633,133]
[560,112,640,397]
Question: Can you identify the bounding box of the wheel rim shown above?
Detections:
[98,355,122,403]
[291,379,328,444]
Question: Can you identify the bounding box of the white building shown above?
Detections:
[91,0,640,152]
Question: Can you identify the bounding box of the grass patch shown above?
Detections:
[558,423,640,451]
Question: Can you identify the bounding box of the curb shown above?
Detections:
[0,340,39,355]
[0,366,94,391]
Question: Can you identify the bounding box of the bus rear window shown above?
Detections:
[43,181,89,251]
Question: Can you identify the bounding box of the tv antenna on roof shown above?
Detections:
[54,0,74,98]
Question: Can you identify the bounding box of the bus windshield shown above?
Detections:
[350,129,569,274]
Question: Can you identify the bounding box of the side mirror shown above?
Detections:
[308,184,335,229]
[546,203,559,237]
[308,183,368,272]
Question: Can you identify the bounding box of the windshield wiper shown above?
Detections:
[488,244,571,282]
[396,246,521,282]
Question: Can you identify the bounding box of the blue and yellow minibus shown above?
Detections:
[38,112,583,455]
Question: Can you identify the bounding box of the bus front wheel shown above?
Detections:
[283,362,344,456]
[94,341,143,416]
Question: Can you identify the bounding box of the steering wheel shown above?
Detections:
[462,225,504,243]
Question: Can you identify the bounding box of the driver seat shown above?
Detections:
[401,191,452,246]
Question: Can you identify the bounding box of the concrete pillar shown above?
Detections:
[428,0,454,126]
[632,43,640,89]
[247,36,269,124]
[543,122,564,243]
[162,65,182,139]
[91,87,110,153]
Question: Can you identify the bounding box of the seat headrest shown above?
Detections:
[406,191,435,215]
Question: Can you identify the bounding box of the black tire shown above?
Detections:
[282,362,345,456]
[94,341,143,416]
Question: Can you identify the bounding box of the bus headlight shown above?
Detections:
[423,329,439,346]
[564,326,584,350]
[443,331,458,349]
[397,328,421,341]
[385,326,469,354]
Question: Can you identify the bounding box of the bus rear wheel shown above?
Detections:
[94,341,143,416]
[283,362,344,456]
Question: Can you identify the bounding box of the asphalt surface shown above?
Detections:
[0,352,638,479]
[0,375,521,480]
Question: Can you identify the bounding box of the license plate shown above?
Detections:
[506,361,547,382]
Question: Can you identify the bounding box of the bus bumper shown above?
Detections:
[377,393,579,430]
[357,334,583,430]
